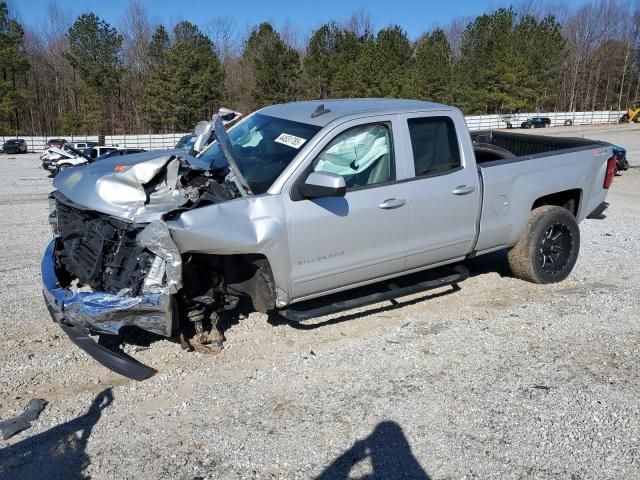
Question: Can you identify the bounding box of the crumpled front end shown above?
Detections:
[40,149,249,379]
[43,192,182,338]
[42,241,174,336]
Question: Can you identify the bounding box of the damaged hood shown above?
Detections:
[43,146,76,161]
[53,149,196,222]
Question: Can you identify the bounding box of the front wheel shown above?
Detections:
[55,164,70,176]
[508,206,580,284]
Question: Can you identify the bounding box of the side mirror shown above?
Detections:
[300,171,346,199]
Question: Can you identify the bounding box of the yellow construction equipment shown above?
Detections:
[620,107,640,123]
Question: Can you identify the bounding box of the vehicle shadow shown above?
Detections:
[315,421,430,479]
[464,248,513,278]
[0,388,113,480]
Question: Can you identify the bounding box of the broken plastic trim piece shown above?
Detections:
[42,240,173,337]
[137,220,183,295]
[43,290,156,381]
[57,321,156,381]
[42,288,157,381]
[41,241,159,380]
[0,399,47,440]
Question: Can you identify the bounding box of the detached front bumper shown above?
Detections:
[41,241,173,380]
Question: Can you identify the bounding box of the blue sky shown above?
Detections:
[14,0,593,40]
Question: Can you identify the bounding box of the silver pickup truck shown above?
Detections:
[41,99,616,380]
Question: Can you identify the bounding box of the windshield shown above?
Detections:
[198,113,322,194]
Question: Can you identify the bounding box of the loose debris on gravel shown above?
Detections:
[0,399,47,440]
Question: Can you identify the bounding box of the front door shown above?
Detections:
[284,119,410,300]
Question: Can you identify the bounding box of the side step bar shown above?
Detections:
[279,264,469,322]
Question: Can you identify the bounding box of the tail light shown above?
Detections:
[603,156,616,189]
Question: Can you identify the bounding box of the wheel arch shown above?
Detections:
[531,188,582,217]
[182,252,277,314]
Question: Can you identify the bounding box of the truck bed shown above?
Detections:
[470,130,612,255]
[471,130,609,165]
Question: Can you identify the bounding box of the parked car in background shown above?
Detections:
[501,115,515,128]
[42,139,67,156]
[42,145,91,176]
[43,146,146,176]
[68,141,99,150]
[93,148,147,161]
[82,145,118,160]
[612,145,629,174]
[176,134,197,153]
[2,138,28,154]
[521,116,552,128]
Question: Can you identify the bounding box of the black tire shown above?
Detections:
[617,159,629,172]
[564,119,573,126]
[55,164,70,176]
[508,206,580,284]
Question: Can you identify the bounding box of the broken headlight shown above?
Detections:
[48,197,60,237]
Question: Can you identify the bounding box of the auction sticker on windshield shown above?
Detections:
[275,133,306,149]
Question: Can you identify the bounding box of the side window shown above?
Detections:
[407,117,461,177]
[312,123,394,189]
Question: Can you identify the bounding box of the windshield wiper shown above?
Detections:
[212,114,253,197]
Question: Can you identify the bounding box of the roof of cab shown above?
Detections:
[257,98,451,127]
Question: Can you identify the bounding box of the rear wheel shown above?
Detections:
[508,206,580,284]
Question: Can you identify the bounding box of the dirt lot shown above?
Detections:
[0,124,639,479]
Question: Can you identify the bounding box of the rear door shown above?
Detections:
[399,113,480,270]
[284,116,410,299]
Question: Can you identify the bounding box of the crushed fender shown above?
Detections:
[137,220,183,294]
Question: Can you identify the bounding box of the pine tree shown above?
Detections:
[66,13,123,133]
[0,2,30,133]
[168,22,225,131]
[414,29,453,104]
[244,23,299,108]
[371,26,413,97]
[142,23,225,132]
[142,25,172,131]
[304,22,342,99]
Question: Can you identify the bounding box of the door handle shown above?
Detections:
[451,185,475,195]
[379,198,406,209]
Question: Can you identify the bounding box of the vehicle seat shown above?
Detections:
[411,121,458,175]
[367,153,391,184]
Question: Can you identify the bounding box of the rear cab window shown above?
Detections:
[407,116,461,178]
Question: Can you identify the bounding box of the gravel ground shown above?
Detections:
[0,124,639,479]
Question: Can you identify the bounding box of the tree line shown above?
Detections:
[0,0,638,135]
